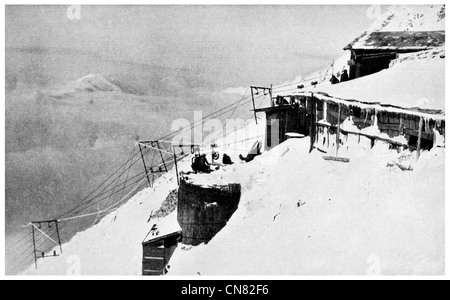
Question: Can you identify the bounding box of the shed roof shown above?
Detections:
[142,214,182,245]
[142,230,181,246]
[345,30,445,51]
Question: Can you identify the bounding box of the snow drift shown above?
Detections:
[313,47,445,111]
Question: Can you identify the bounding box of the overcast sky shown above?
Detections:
[6,5,385,86]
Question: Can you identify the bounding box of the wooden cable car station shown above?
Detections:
[256,91,444,155]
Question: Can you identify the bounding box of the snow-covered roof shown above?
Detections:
[275,47,445,117]
[345,5,445,51]
[315,48,445,113]
[142,214,182,245]
[346,30,445,51]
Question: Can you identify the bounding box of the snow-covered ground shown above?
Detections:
[169,136,444,276]
[19,119,265,275]
[20,116,445,275]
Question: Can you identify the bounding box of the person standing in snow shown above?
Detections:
[222,153,234,165]
[330,74,339,84]
[340,69,349,82]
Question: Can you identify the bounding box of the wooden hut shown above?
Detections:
[344,31,445,80]
[255,95,313,150]
[142,229,181,275]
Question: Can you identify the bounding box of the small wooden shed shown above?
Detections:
[142,230,181,276]
[344,31,445,80]
[255,94,315,151]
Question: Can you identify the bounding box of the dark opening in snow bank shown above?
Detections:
[177,178,241,246]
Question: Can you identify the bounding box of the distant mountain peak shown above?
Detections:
[46,73,144,98]
[72,73,121,93]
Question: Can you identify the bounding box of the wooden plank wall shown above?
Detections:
[142,234,180,276]
[311,96,440,149]
[268,95,444,150]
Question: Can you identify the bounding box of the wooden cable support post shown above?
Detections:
[31,225,37,269]
[29,222,58,246]
[154,141,168,172]
[269,84,273,107]
[251,87,258,124]
[55,221,63,254]
[251,86,273,125]
[138,144,151,187]
[28,220,63,268]
[172,147,180,186]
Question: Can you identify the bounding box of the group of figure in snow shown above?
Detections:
[190,140,262,174]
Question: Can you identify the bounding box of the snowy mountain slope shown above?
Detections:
[168,137,444,276]
[347,5,445,51]
[19,119,265,275]
[368,5,445,33]
[272,52,351,95]
[20,172,179,275]
[20,115,445,275]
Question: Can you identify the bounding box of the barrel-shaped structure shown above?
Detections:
[177,178,241,246]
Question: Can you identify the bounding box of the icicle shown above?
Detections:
[424,117,430,133]
[363,108,370,126]
[323,100,328,122]
[373,109,379,128]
